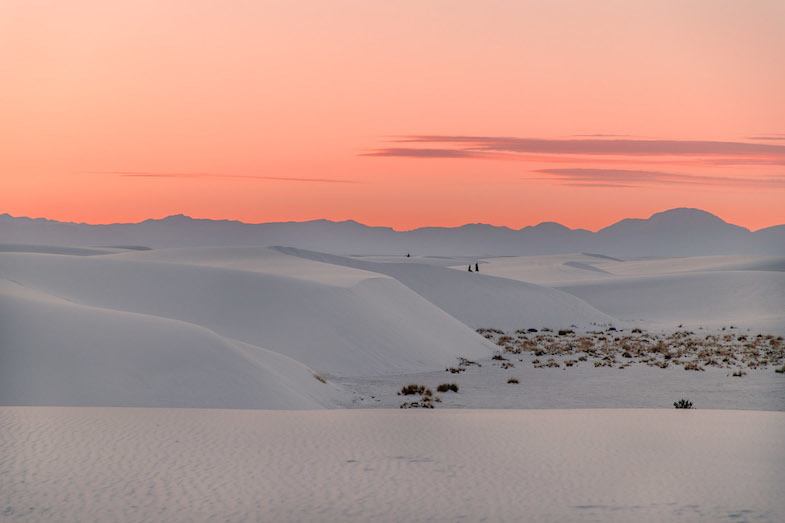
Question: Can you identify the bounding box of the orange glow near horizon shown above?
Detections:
[2,1,784,231]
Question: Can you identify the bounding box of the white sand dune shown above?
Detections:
[476,253,785,332]
[276,247,615,330]
[478,253,785,285]
[0,249,491,379]
[0,280,344,409]
[0,243,117,256]
[3,407,783,522]
[560,271,785,333]
[477,253,621,285]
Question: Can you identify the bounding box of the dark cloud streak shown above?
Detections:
[533,168,785,188]
[85,171,360,184]
[389,135,785,157]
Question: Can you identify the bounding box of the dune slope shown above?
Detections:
[276,247,615,330]
[560,271,785,332]
[0,280,343,409]
[0,249,491,377]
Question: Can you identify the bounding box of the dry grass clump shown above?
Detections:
[436,383,459,393]
[399,384,432,396]
[312,373,327,384]
[400,399,434,409]
[398,383,439,408]
[507,377,519,384]
[673,398,694,409]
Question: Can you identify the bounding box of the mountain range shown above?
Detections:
[1,208,783,257]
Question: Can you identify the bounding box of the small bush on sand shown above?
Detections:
[436,383,459,393]
[673,398,694,409]
[775,365,785,374]
[312,373,327,384]
[399,384,431,396]
[507,377,519,384]
[400,400,434,409]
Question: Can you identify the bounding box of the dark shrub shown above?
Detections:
[673,398,694,409]
[399,384,427,396]
[436,383,459,393]
[507,377,519,384]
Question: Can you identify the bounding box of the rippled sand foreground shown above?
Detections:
[2,408,783,522]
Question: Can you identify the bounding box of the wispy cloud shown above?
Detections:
[363,135,785,165]
[85,171,360,184]
[747,134,785,141]
[531,168,785,189]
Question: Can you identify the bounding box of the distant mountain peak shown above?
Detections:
[526,221,572,233]
[649,207,726,222]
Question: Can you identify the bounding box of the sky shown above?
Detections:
[2,0,784,231]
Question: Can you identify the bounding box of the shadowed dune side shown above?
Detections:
[0,280,345,409]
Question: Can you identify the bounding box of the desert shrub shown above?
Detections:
[446,367,465,374]
[312,373,327,384]
[507,377,519,384]
[436,383,459,393]
[673,398,694,409]
[492,354,508,361]
[776,365,785,374]
[458,357,481,367]
[558,329,574,336]
[400,400,434,409]
[399,384,428,396]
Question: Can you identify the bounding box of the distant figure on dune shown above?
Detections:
[406,253,411,258]
[475,262,479,272]
[468,265,473,272]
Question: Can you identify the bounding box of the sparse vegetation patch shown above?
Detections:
[476,326,784,373]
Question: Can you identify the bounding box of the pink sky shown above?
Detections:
[2,1,784,230]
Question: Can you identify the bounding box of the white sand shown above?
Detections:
[477,253,785,333]
[560,271,785,333]
[2,407,783,522]
[0,249,491,381]
[0,279,345,409]
[277,247,615,330]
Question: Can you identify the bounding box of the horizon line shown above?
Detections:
[2,207,782,234]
